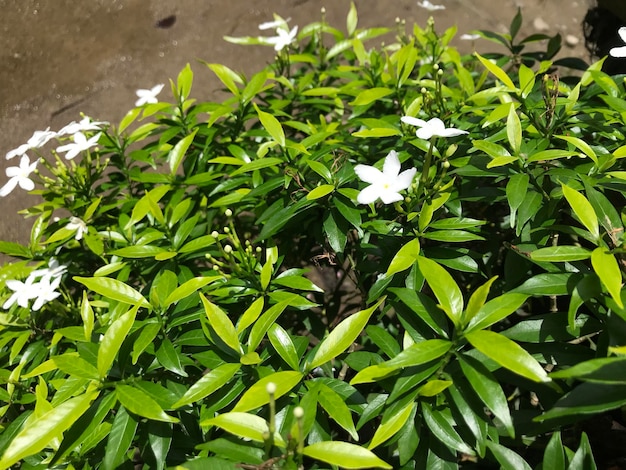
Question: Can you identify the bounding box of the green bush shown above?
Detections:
[1,5,625,469]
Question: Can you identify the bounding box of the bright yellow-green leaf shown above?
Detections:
[368,401,414,449]
[303,441,392,469]
[418,379,453,397]
[232,371,303,412]
[74,276,150,309]
[318,384,358,440]
[200,293,241,355]
[591,247,624,308]
[350,87,393,106]
[306,184,335,200]
[507,104,522,155]
[556,135,598,164]
[80,291,94,341]
[254,103,285,146]
[202,412,286,447]
[386,238,420,276]
[487,156,518,168]
[561,184,599,241]
[237,297,265,333]
[116,385,179,423]
[416,257,463,326]
[475,52,517,90]
[163,276,222,308]
[464,276,497,326]
[98,305,139,378]
[173,363,241,408]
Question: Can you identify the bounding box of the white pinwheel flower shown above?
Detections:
[31,274,62,311]
[354,150,417,205]
[460,33,481,41]
[58,116,108,136]
[266,26,298,52]
[65,216,88,241]
[135,84,164,106]
[6,127,57,160]
[259,17,290,30]
[417,1,445,11]
[609,27,626,58]
[56,132,101,160]
[401,116,468,140]
[3,277,39,310]
[30,258,68,280]
[0,155,38,197]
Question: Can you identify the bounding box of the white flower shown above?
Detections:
[58,116,107,136]
[0,155,38,197]
[401,116,468,140]
[259,17,290,30]
[6,127,57,160]
[56,132,101,160]
[354,150,416,204]
[65,216,88,241]
[609,27,626,58]
[30,258,68,280]
[266,26,298,52]
[460,33,481,41]
[31,274,62,311]
[3,277,39,309]
[135,84,164,106]
[417,1,445,11]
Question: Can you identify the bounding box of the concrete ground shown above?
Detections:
[0,0,590,246]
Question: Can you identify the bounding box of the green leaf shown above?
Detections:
[254,103,285,146]
[352,127,402,138]
[365,325,400,358]
[561,183,599,241]
[200,293,241,355]
[543,431,565,470]
[486,441,532,470]
[202,412,286,447]
[232,371,303,412]
[350,87,393,106]
[247,297,292,352]
[416,257,463,327]
[556,135,598,164]
[149,421,173,470]
[506,173,529,227]
[103,406,138,470]
[538,383,626,421]
[80,291,94,341]
[318,383,358,440]
[323,210,348,254]
[346,1,358,35]
[260,259,273,291]
[156,338,187,377]
[177,62,193,100]
[237,297,264,333]
[116,384,179,423]
[513,273,573,296]
[98,304,139,378]
[230,157,283,176]
[303,441,392,469]
[386,238,420,276]
[458,355,514,437]
[591,247,624,308]
[506,104,522,154]
[475,52,517,90]
[207,63,242,96]
[0,391,97,470]
[422,402,475,456]
[268,324,300,370]
[74,276,150,308]
[164,276,222,308]
[550,357,626,383]
[308,298,384,371]
[132,322,160,364]
[53,354,100,380]
[173,363,241,408]
[368,401,414,449]
[464,276,497,326]
[530,246,591,262]
[465,330,550,382]
[168,129,198,175]
[465,293,529,332]
[306,184,335,200]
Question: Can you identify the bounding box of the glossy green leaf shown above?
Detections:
[237,297,264,333]
[318,383,358,440]
[132,322,161,364]
[464,276,497,326]
[116,384,179,423]
[103,406,138,470]
[0,391,97,470]
[506,104,522,154]
[530,246,591,262]
[202,412,286,447]
[232,371,303,412]
[148,421,173,470]
[247,297,292,351]
[306,184,335,200]
[308,298,384,371]
[591,247,624,308]
[74,276,150,308]
[422,402,475,456]
[168,129,198,175]
[475,52,516,89]
[303,441,392,469]
[465,330,550,382]
[156,338,187,377]
[543,431,565,470]
[513,273,573,296]
[207,63,242,96]
[386,238,420,276]
[459,354,514,437]
[561,183,599,241]
[268,324,300,370]
[254,103,285,146]
[556,135,598,164]
[53,354,99,380]
[352,127,402,138]
[200,293,241,355]
[172,363,240,408]
[486,441,531,470]
[350,87,393,106]
[80,291,94,341]
[465,293,528,332]
[164,276,222,308]
[538,383,626,421]
[98,304,139,378]
[416,256,463,326]
[506,173,529,227]
[368,401,414,449]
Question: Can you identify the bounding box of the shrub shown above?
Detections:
[0,5,624,469]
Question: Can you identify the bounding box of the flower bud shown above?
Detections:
[293,406,304,419]
[225,209,233,217]
[224,245,233,254]
[266,382,277,395]
[211,231,219,238]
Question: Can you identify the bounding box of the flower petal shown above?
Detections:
[438,128,469,137]
[354,164,383,184]
[401,116,427,127]
[382,150,401,177]
[619,27,626,44]
[18,178,34,191]
[356,184,381,204]
[415,127,434,140]
[394,167,417,191]
[379,190,404,204]
[0,178,18,197]
[609,45,626,58]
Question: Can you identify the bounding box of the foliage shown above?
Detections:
[1,5,625,469]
